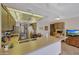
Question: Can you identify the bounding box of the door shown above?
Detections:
[50,24,55,36]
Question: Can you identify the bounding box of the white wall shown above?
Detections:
[65,17,79,29]
[37,17,79,37]
[37,16,52,37]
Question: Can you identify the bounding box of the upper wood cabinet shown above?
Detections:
[54,22,64,30]
[1,6,16,32]
[2,7,8,32]
[50,22,64,36]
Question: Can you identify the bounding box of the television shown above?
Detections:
[66,30,79,36]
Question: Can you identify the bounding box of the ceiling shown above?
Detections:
[3,3,79,20]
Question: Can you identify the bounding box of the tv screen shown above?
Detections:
[66,30,79,36]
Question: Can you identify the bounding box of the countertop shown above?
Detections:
[0,36,63,55]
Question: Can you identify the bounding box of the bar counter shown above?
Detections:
[0,36,62,55]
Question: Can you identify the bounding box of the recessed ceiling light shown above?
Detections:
[55,18,60,20]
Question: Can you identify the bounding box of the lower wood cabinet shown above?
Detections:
[66,37,79,48]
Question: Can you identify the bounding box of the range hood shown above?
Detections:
[7,6,43,23]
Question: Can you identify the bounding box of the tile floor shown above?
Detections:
[0,41,79,55]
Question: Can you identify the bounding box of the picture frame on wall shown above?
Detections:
[45,26,48,31]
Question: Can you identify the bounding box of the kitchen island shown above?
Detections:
[66,36,79,48]
[0,36,62,55]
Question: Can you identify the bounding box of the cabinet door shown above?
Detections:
[66,38,70,44]
[8,13,16,30]
[2,7,16,32]
[69,39,76,46]
[8,14,12,30]
[54,22,64,29]
[7,14,10,30]
[2,7,8,32]
[75,39,79,47]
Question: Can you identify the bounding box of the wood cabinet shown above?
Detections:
[2,7,8,32]
[54,22,64,30]
[66,37,79,48]
[1,6,16,32]
[50,22,64,36]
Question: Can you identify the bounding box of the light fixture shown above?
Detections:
[55,18,61,20]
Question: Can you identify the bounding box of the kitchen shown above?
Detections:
[1,3,79,55]
[0,4,64,55]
